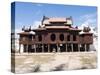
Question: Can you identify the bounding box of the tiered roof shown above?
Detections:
[32,16,81,31]
[42,16,73,25]
[18,16,83,34]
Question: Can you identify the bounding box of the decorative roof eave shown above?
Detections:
[32,28,46,31]
[69,28,82,32]
[79,32,93,35]
[70,29,82,31]
[49,21,67,23]
[17,32,34,35]
[46,28,69,30]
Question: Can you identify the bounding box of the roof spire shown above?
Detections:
[22,26,25,31]
[41,15,49,25]
[29,26,31,31]
[83,26,91,32]
[70,16,73,25]
[41,15,45,25]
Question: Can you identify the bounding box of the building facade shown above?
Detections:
[18,16,93,53]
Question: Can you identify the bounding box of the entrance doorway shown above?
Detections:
[50,44,57,52]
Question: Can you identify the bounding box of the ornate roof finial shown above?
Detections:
[22,26,25,31]
[83,26,91,32]
[41,15,49,25]
[75,26,78,29]
[29,26,31,31]
[70,16,73,25]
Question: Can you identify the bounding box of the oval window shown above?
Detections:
[38,35,42,41]
[51,34,56,41]
[73,35,76,41]
[60,34,64,41]
[67,35,70,41]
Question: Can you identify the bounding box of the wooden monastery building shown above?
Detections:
[18,16,93,53]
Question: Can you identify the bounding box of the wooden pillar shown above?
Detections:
[66,44,67,52]
[78,44,80,52]
[85,44,86,52]
[42,44,44,53]
[71,44,73,52]
[48,44,50,52]
[35,44,37,53]
[20,44,24,53]
[59,44,60,52]
[34,44,36,53]
[57,43,59,52]
[19,44,21,53]
[27,44,28,53]
[88,44,90,51]
[86,44,89,52]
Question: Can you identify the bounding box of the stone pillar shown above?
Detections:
[71,44,73,52]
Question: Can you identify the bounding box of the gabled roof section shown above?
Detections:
[41,16,73,25]
[49,18,67,22]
